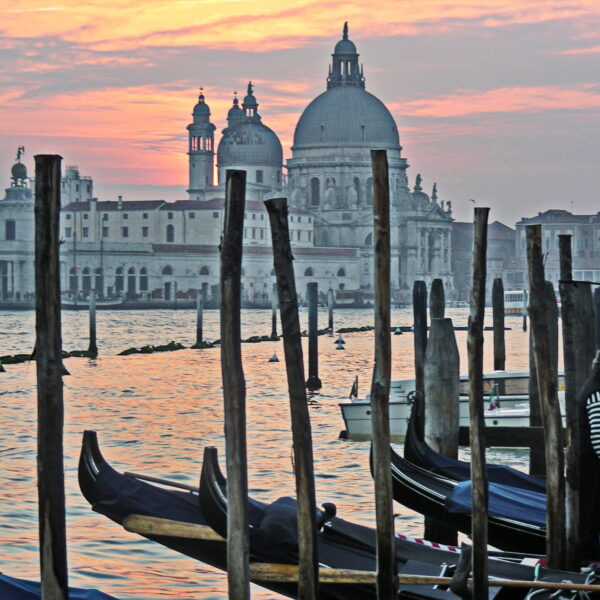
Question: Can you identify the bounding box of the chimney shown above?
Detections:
[117,195,123,210]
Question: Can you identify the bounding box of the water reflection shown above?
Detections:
[0,308,533,599]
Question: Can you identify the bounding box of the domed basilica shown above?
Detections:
[0,25,454,306]
[186,24,454,301]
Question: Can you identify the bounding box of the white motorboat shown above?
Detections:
[339,371,564,441]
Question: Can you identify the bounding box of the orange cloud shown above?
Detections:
[392,84,600,118]
[1,0,599,53]
[559,45,600,55]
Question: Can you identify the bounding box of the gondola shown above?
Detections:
[386,397,547,553]
[404,392,545,493]
[198,444,598,599]
[0,573,117,600]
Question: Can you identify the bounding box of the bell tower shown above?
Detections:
[187,88,216,199]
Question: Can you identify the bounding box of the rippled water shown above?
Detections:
[0,307,533,599]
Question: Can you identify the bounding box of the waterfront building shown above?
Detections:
[0,25,454,306]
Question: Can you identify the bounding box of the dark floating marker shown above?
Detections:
[305,282,322,390]
[335,333,345,345]
[335,340,345,350]
[394,327,402,336]
[268,352,279,363]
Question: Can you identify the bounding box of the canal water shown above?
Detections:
[1,307,533,599]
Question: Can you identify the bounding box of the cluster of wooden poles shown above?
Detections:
[30,151,600,600]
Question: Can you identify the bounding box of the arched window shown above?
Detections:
[304,267,314,277]
[166,224,174,243]
[162,265,173,276]
[139,267,148,292]
[310,177,320,206]
[199,266,210,275]
[127,267,136,299]
[128,267,136,275]
[366,177,373,205]
[69,266,77,294]
[82,267,91,293]
[364,232,373,246]
[115,266,124,293]
[95,267,103,296]
[337,268,346,277]
[353,176,360,201]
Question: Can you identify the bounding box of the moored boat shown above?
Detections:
[340,371,565,441]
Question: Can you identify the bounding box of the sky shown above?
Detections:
[1,0,599,225]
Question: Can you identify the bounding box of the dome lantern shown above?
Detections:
[227,91,243,127]
[327,23,364,90]
[11,146,28,188]
[242,81,260,121]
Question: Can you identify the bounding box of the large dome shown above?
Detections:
[217,121,282,167]
[292,86,400,150]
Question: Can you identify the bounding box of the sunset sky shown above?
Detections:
[1,0,599,224]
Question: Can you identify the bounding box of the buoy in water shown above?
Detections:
[336,340,345,350]
[335,334,345,345]
[268,352,279,362]
[394,327,403,335]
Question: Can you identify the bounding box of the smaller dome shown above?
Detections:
[193,92,210,117]
[11,162,27,184]
[334,38,357,55]
[243,81,258,108]
[227,95,242,121]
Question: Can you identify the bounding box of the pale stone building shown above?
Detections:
[0,25,454,307]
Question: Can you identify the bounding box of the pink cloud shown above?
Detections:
[391,84,600,118]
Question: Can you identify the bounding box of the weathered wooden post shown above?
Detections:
[195,288,204,346]
[595,288,600,350]
[327,288,334,336]
[413,280,428,398]
[88,288,98,357]
[492,278,505,371]
[370,149,396,600]
[270,283,278,340]
[220,169,249,600]
[306,282,322,390]
[528,329,545,477]
[559,234,579,569]
[429,278,445,319]
[468,206,490,599]
[35,154,68,600]
[526,224,565,569]
[423,317,459,545]
[265,197,318,600]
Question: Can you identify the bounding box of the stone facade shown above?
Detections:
[0,26,455,307]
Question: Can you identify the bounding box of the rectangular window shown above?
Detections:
[142,227,148,237]
[252,213,256,220]
[244,228,247,238]
[212,212,219,218]
[102,214,108,221]
[123,213,129,220]
[82,227,89,238]
[189,212,195,218]
[168,212,173,220]
[308,217,312,223]
[122,227,129,238]
[252,228,256,239]
[5,220,16,240]
[260,214,264,220]
[290,215,294,222]
[83,213,88,220]
[102,227,109,237]
[65,227,72,238]
[66,214,72,220]
[308,231,312,241]
[256,170,263,183]
[143,213,148,219]
[297,216,301,222]
[260,229,264,239]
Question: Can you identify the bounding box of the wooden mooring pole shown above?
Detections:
[526,224,565,569]
[220,169,249,600]
[429,278,445,319]
[370,150,395,600]
[88,288,98,357]
[271,283,278,340]
[265,197,319,600]
[35,154,68,600]
[423,316,459,545]
[468,206,489,599]
[492,278,505,371]
[306,282,322,390]
[595,288,600,351]
[528,330,545,477]
[413,280,427,398]
[196,288,204,346]
[327,288,334,336]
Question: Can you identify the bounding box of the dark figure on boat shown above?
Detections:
[578,350,600,559]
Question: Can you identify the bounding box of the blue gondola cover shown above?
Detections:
[445,481,547,526]
[0,573,118,600]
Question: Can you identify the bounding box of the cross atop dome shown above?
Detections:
[327,23,365,90]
